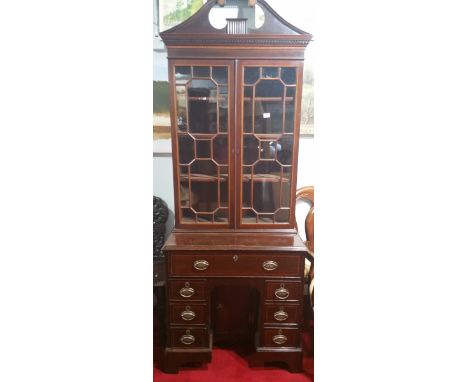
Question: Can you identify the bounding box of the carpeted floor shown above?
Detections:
[154,322,313,381]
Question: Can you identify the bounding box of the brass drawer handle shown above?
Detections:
[179,286,195,298]
[275,285,290,300]
[181,306,196,321]
[194,260,209,271]
[180,330,195,345]
[274,310,289,321]
[273,334,288,345]
[263,260,278,271]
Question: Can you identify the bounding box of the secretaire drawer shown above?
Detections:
[168,280,207,301]
[169,303,208,326]
[168,252,302,277]
[265,281,303,301]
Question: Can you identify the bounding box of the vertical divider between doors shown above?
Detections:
[230,59,238,229]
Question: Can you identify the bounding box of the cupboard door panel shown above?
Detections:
[172,61,234,228]
[239,63,301,227]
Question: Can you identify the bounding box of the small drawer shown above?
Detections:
[168,252,302,277]
[262,327,300,348]
[168,280,207,301]
[265,281,303,301]
[169,303,208,326]
[263,303,300,325]
[168,327,209,348]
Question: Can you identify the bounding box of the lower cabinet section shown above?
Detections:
[261,327,301,348]
[168,327,210,348]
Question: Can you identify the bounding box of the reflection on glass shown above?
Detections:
[213,135,228,164]
[281,67,297,85]
[182,208,195,223]
[253,182,280,212]
[176,86,187,131]
[191,182,218,212]
[175,66,191,83]
[188,80,217,133]
[254,101,283,134]
[244,67,260,84]
[262,67,279,78]
[212,67,228,84]
[255,80,284,98]
[277,136,293,165]
[243,136,259,165]
[193,66,210,78]
[196,140,211,159]
[275,209,290,223]
[178,135,194,164]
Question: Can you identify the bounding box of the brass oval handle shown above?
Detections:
[181,308,196,321]
[274,287,290,300]
[194,260,209,271]
[180,334,195,345]
[262,260,278,271]
[273,334,288,345]
[179,287,195,298]
[274,310,289,321]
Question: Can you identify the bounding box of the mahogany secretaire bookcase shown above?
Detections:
[160,0,312,373]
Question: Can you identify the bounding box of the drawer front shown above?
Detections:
[265,281,303,301]
[169,327,209,348]
[168,253,302,277]
[168,280,207,301]
[264,303,300,325]
[262,327,300,348]
[169,303,208,326]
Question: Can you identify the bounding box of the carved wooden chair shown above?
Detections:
[295,186,314,310]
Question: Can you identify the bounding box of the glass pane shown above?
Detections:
[191,182,218,212]
[176,86,187,132]
[253,182,281,213]
[219,92,228,133]
[285,100,295,133]
[277,136,294,165]
[275,209,290,223]
[212,67,228,84]
[182,208,195,223]
[243,136,259,165]
[254,101,283,134]
[260,140,276,160]
[175,65,230,226]
[281,67,297,85]
[175,66,191,83]
[178,135,195,164]
[262,67,279,78]
[242,209,257,223]
[214,208,228,223]
[213,135,228,164]
[196,140,211,159]
[242,180,252,208]
[244,67,260,84]
[241,66,295,225]
[255,80,284,98]
[193,66,210,78]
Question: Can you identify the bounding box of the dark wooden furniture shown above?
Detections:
[153,197,169,369]
[160,0,311,374]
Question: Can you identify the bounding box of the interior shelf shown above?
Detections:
[242,174,290,182]
[180,174,228,182]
